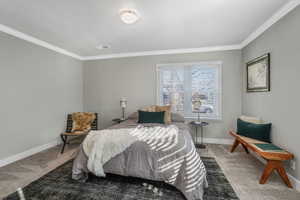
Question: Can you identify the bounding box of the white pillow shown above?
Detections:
[240,115,262,124]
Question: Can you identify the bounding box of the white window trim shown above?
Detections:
[156,61,223,121]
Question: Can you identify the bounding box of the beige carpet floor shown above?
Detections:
[0,142,299,200]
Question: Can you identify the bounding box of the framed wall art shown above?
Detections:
[246,53,270,92]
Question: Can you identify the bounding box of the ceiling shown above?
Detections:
[0,0,297,59]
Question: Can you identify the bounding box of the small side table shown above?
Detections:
[112,118,126,124]
[190,121,209,149]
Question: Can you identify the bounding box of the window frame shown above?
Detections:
[156,61,223,121]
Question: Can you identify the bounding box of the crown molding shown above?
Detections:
[0,22,241,61]
[0,24,83,60]
[1,0,299,61]
[82,45,242,61]
[240,0,300,48]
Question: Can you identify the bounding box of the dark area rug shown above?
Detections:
[4,157,239,200]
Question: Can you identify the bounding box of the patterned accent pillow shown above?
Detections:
[141,105,157,112]
[71,112,96,133]
[240,115,262,124]
[156,105,171,124]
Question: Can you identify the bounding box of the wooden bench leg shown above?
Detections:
[276,163,293,188]
[241,144,249,154]
[260,160,293,188]
[230,139,240,153]
[260,160,275,184]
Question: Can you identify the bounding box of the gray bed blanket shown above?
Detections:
[72,120,208,200]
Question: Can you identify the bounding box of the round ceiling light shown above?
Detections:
[120,9,139,24]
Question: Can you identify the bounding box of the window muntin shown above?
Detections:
[157,62,222,120]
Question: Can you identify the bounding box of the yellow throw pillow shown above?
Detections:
[240,115,262,124]
[71,112,96,133]
[156,105,171,124]
[141,105,157,112]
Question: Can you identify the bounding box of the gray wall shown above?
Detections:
[0,32,83,160]
[242,6,300,178]
[83,50,242,140]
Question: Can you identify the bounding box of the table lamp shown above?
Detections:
[120,97,127,120]
[192,97,202,124]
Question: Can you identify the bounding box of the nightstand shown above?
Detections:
[190,121,209,149]
[112,118,126,124]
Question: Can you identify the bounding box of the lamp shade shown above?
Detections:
[192,97,202,113]
[120,98,127,108]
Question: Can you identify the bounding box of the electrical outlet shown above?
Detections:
[290,160,296,170]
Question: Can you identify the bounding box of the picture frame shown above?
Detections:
[246,53,270,92]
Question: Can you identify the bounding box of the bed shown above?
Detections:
[72,116,208,200]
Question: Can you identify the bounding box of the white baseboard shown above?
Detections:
[203,137,234,145]
[0,139,61,168]
[288,173,300,192]
[250,150,300,191]
[195,137,234,145]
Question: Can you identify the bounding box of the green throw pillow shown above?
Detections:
[237,118,271,143]
[138,110,165,124]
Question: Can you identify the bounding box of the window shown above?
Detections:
[157,62,222,120]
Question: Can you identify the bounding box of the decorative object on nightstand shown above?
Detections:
[192,94,202,124]
[60,113,98,154]
[190,121,209,149]
[112,118,126,124]
[120,97,127,120]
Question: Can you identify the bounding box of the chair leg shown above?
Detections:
[230,139,240,153]
[60,135,67,154]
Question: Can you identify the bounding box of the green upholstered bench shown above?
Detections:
[229,131,294,188]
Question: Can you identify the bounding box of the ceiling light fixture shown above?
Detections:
[120,9,139,24]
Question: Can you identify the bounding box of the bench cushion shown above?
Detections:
[254,143,283,152]
[237,118,271,143]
